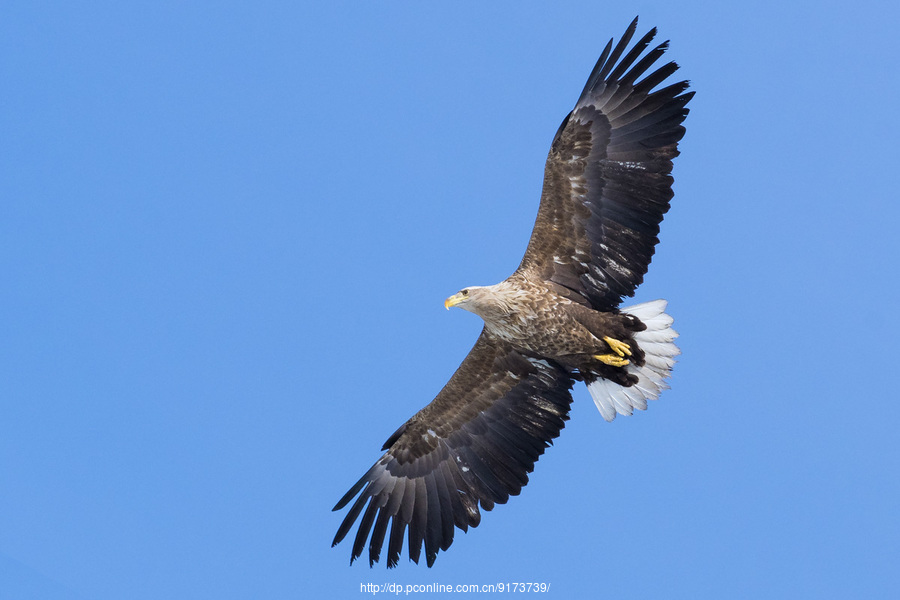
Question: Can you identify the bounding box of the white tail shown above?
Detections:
[587,299,680,422]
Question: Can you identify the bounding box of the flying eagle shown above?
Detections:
[332,18,692,567]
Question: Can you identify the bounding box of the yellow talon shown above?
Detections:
[602,336,632,357]
[593,353,630,367]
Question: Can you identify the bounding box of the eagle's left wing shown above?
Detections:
[516,18,693,311]
[332,332,573,567]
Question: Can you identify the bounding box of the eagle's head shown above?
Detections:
[444,287,476,311]
[444,285,515,322]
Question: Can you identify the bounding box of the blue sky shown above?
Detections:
[2,1,899,598]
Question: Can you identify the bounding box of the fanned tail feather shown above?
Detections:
[587,299,679,422]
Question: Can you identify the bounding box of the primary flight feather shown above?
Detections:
[332,17,692,567]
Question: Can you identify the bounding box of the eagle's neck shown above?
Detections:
[468,279,548,341]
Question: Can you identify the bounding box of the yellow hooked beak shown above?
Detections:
[444,292,466,310]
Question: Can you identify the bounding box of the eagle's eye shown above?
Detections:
[462,289,469,296]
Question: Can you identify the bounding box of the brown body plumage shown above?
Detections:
[446,277,647,387]
[333,17,691,568]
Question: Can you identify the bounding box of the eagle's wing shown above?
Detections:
[516,18,693,311]
[332,332,573,567]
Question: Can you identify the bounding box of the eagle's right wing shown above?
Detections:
[332,331,573,568]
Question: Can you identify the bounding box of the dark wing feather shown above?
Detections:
[332,332,573,567]
[517,17,693,311]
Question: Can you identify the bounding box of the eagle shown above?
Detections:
[332,18,692,567]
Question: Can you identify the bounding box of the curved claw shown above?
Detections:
[602,336,632,357]
[593,353,630,367]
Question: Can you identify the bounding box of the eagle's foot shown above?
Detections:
[594,353,630,367]
[602,336,632,357]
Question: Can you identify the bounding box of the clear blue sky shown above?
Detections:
[2,2,898,599]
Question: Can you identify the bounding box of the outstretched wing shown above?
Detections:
[517,17,693,311]
[332,332,573,567]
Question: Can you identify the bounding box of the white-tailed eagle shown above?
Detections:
[332,17,692,567]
